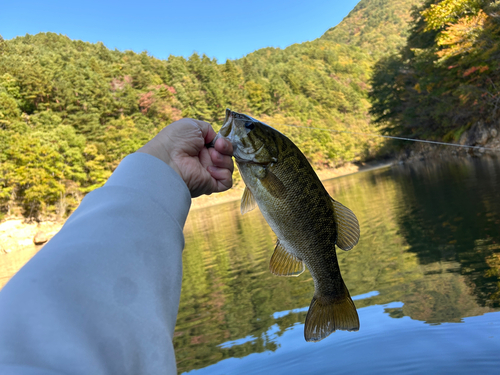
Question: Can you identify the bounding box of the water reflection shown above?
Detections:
[186,305,500,375]
[176,157,500,374]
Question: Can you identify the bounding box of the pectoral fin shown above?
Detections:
[261,170,286,199]
[241,187,257,214]
[269,240,304,277]
[332,198,360,251]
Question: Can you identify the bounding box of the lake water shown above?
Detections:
[176,157,500,374]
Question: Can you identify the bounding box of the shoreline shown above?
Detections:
[0,159,393,283]
[190,160,393,210]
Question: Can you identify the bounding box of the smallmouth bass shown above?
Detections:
[214,109,360,342]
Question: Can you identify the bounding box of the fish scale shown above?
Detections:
[215,109,360,342]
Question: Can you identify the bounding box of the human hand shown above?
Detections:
[137,118,234,198]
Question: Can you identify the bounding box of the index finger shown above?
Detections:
[193,119,216,144]
[214,137,233,156]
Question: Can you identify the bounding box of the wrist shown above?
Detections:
[136,142,181,178]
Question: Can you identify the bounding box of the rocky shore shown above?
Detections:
[397,122,500,163]
[4,122,496,288]
[0,161,370,288]
[0,219,62,255]
[0,162,364,254]
[0,219,64,289]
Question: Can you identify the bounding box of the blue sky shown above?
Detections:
[1,0,360,62]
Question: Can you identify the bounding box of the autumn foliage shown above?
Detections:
[0,0,420,219]
[369,0,500,140]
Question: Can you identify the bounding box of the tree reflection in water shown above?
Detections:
[175,157,500,374]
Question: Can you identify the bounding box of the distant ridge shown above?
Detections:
[321,0,422,56]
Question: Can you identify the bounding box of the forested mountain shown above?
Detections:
[369,0,500,140]
[0,0,421,219]
[322,0,421,56]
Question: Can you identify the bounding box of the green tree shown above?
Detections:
[0,0,421,218]
[369,0,500,140]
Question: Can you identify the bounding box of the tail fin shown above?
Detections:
[304,292,359,342]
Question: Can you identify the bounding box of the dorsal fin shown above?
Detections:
[241,187,257,214]
[269,240,304,277]
[331,198,360,251]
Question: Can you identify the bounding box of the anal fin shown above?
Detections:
[331,198,360,251]
[269,240,304,277]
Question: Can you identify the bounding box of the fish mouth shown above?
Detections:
[234,157,267,166]
[205,109,233,148]
[233,148,253,164]
[220,109,234,138]
[233,144,266,164]
[234,155,255,164]
[208,109,265,164]
[224,108,232,123]
[227,108,257,123]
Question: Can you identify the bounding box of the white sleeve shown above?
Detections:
[0,152,191,375]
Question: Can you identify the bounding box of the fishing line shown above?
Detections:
[278,124,500,152]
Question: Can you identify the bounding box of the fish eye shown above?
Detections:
[244,121,255,130]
